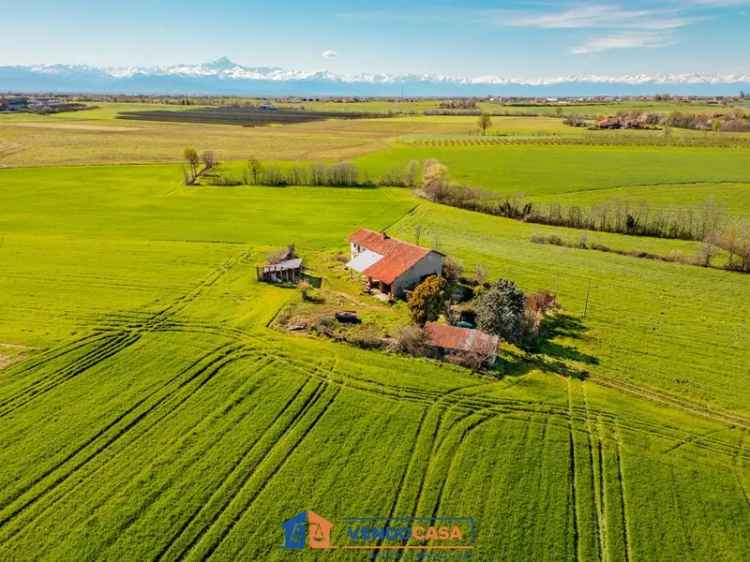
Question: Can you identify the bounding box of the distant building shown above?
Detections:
[347,229,444,298]
[0,96,29,112]
[257,258,303,284]
[424,322,499,365]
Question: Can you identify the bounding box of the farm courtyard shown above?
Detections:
[0,103,749,561]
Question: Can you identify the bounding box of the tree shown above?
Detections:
[478,113,492,136]
[201,150,217,171]
[442,257,463,283]
[183,147,199,184]
[408,275,448,325]
[476,279,526,344]
[248,156,262,184]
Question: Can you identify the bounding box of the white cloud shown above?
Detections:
[571,31,677,55]
[496,4,696,30]
[321,49,337,59]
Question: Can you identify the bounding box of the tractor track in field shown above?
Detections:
[371,406,430,560]
[734,430,750,507]
[277,351,750,465]
[0,332,113,403]
[152,374,320,562]
[9,354,275,553]
[81,296,750,457]
[428,414,495,522]
[390,385,494,562]
[196,384,341,561]
[582,383,604,562]
[661,426,737,456]
[0,343,253,537]
[567,380,582,562]
[668,464,697,558]
[91,357,278,559]
[595,423,610,561]
[614,425,633,562]
[163,360,340,562]
[13,316,747,469]
[0,332,141,418]
[1,332,109,379]
[588,374,750,431]
[0,250,249,419]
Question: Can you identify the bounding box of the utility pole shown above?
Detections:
[583,279,592,320]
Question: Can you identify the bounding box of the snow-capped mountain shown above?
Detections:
[2,58,749,96]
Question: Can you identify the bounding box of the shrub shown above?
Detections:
[390,325,430,356]
[531,233,563,246]
[408,276,448,325]
[442,257,464,283]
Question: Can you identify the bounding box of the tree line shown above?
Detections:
[185,151,421,188]
[419,159,750,272]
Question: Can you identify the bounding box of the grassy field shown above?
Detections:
[0,103,479,167]
[1,101,749,561]
[0,162,748,561]
[356,143,750,218]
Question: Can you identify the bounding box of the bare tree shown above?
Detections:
[248,156,262,184]
[183,147,199,184]
[200,151,217,172]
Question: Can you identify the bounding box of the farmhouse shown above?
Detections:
[347,229,444,298]
[424,322,500,366]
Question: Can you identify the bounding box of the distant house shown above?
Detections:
[424,322,499,366]
[347,229,444,298]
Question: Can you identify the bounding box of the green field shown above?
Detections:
[1,103,749,560]
[356,144,750,218]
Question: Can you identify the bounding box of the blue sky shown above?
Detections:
[1,1,748,77]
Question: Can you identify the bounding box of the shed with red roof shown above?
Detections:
[424,322,499,365]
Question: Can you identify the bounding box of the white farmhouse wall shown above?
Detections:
[392,252,444,297]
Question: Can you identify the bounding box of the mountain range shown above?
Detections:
[2,57,749,97]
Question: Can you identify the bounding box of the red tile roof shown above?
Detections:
[348,229,437,285]
[425,323,499,357]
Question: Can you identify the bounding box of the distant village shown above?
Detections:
[0,95,90,114]
[1,92,748,113]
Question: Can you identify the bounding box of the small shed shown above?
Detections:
[424,322,499,366]
[257,258,303,284]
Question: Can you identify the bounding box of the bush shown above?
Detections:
[390,325,431,356]
[531,233,563,246]
[408,276,448,325]
[442,257,464,283]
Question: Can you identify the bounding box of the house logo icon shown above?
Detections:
[282,511,334,550]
